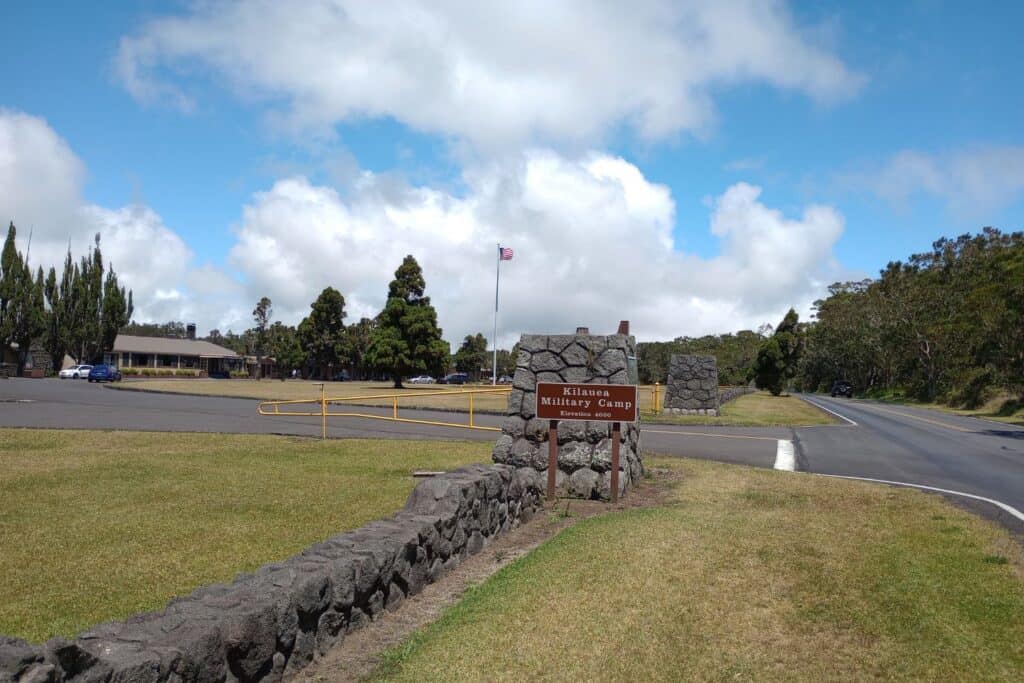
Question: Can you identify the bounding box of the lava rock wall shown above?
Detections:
[491,333,643,500]
[664,354,720,415]
[0,464,544,682]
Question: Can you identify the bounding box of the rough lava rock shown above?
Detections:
[0,465,543,682]
[665,354,721,415]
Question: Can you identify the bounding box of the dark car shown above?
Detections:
[88,364,122,383]
[440,372,469,385]
[830,380,853,398]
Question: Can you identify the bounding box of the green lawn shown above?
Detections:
[645,390,836,427]
[0,429,489,642]
[376,457,1024,681]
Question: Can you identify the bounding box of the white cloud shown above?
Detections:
[0,109,241,330]
[229,152,845,345]
[116,0,865,149]
[1,110,847,345]
[850,146,1024,219]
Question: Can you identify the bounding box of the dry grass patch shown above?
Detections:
[0,429,489,642]
[375,457,1024,681]
[646,391,835,427]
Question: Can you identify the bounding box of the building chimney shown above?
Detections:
[575,326,590,335]
[186,323,197,340]
[617,320,630,335]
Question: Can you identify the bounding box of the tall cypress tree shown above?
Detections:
[101,267,132,356]
[0,222,19,345]
[43,265,66,371]
[365,255,449,388]
[0,224,46,373]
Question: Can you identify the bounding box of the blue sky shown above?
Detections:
[2,1,1022,343]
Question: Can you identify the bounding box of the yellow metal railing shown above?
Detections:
[643,382,663,416]
[257,384,513,438]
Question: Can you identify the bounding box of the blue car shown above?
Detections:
[88,364,122,383]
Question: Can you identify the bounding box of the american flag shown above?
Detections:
[499,246,514,260]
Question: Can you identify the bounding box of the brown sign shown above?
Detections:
[536,382,638,423]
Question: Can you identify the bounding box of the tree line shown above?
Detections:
[131,254,518,386]
[798,228,1023,406]
[0,223,132,374]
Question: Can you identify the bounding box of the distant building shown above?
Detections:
[3,342,54,377]
[110,334,242,376]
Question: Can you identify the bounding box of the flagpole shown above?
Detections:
[492,243,500,385]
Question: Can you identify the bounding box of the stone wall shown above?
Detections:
[0,464,544,682]
[664,354,720,415]
[718,386,756,405]
[491,333,642,500]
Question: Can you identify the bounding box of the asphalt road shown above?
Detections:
[796,395,1024,528]
[0,379,780,464]
[3,379,1022,529]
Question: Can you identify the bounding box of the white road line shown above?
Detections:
[800,395,858,426]
[773,440,795,471]
[817,474,1024,524]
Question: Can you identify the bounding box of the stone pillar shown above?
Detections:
[491,332,642,500]
[664,354,720,415]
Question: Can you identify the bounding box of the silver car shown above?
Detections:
[59,364,93,379]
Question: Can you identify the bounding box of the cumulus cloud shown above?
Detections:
[0,109,240,329]
[847,146,1024,219]
[229,152,845,345]
[1,110,847,345]
[116,0,864,149]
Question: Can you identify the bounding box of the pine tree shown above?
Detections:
[365,255,449,388]
[298,287,348,379]
[453,333,488,379]
[750,308,803,396]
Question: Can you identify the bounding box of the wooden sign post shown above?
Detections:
[536,382,638,502]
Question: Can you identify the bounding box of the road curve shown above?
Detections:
[796,395,1024,528]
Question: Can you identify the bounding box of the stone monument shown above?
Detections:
[664,354,720,415]
[491,331,642,500]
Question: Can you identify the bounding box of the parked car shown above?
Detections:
[440,372,469,385]
[408,375,435,384]
[830,380,853,398]
[88,364,122,383]
[497,375,513,385]
[59,364,93,379]
[331,370,350,381]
